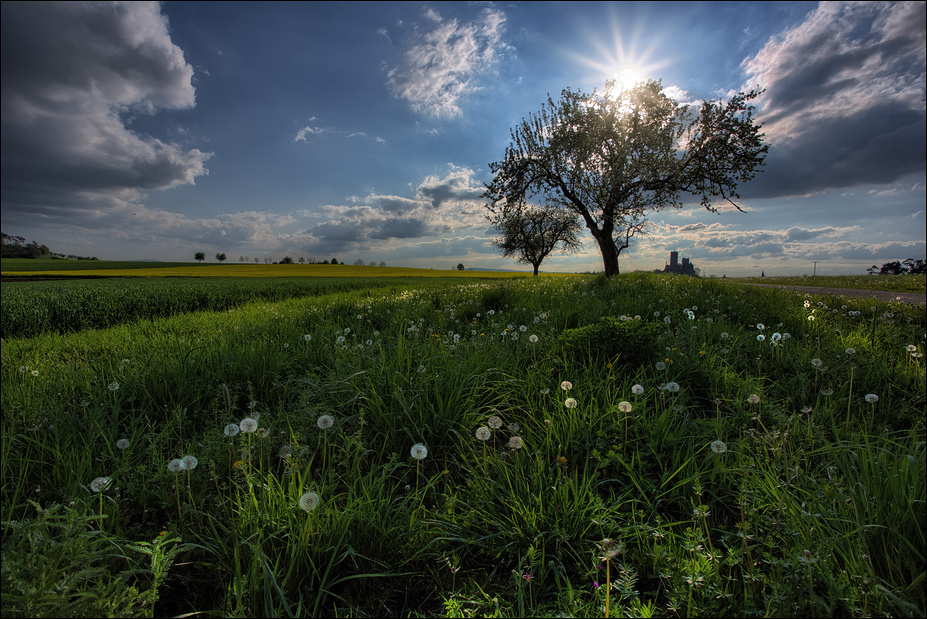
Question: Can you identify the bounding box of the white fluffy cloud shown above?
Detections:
[0,1,211,224]
[385,8,511,118]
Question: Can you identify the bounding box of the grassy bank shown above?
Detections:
[2,273,924,617]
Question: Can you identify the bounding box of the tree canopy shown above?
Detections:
[484,79,767,276]
[489,203,582,275]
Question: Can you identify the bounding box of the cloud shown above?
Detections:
[293,121,382,144]
[385,8,511,118]
[301,165,488,254]
[0,1,211,224]
[740,1,926,198]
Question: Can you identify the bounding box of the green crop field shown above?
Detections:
[1,270,924,617]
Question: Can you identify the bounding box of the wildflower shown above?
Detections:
[710,440,727,454]
[90,476,113,493]
[239,418,258,433]
[618,401,632,413]
[317,415,334,430]
[529,334,539,343]
[18,366,26,373]
[664,382,680,393]
[508,436,524,450]
[564,398,578,409]
[655,361,666,371]
[845,348,856,355]
[488,415,503,430]
[410,443,428,460]
[811,358,823,368]
[167,459,186,474]
[771,333,782,344]
[116,439,130,450]
[304,334,312,342]
[756,323,765,330]
[907,344,918,352]
[747,394,760,404]
[224,423,240,437]
[720,332,729,339]
[507,422,520,433]
[108,382,120,391]
[865,394,879,403]
[299,491,320,512]
[560,381,573,391]
[182,455,198,470]
[757,335,766,342]
[31,370,39,377]
[664,316,672,324]
[475,426,491,441]
[631,384,644,395]
[540,388,550,395]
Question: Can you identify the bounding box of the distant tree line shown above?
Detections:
[867,259,926,275]
[198,252,388,267]
[2,232,97,260]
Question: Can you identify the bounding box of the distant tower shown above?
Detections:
[670,251,679,268]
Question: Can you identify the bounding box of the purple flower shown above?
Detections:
[593,581,600,589]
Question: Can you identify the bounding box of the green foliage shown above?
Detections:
[1,273,924,616]
[558,315,663,368]
[1,502,192,618]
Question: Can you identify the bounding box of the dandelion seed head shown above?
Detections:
[488,415,503,430]
[618,401,632,413]
[167,459,186,474]
[631,384,644,395]
[710,440,727,454]
[239,418,258,433]
[224,423,240,437]
[747,394,760,404]
[108,382,120,391]
[529,334,538,343]
[664,382,680,393]
[304,334,312,342]
[299,491,320,512]
[655,361,666,371]
[720,332,729,339]
[475,426,491,441]
[410,443,428,460]
[756,323,765,330]
[317,415,334,430]
[845,348,856,355]
[811,358,823,368]
[508,436,524,450]
[560,381,573,391]
[564,397,578,409]
[865,394,879,403]
[31,370,39,377]
[90,476,112,493]
[182,455,198,470]
[116,439,130,450]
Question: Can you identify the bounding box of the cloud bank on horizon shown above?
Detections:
[1,1,923,275]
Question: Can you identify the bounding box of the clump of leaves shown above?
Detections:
[558,316,662,368]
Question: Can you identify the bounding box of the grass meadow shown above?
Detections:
[1,270,924,617]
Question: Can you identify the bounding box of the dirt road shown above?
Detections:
[738,283,926,305]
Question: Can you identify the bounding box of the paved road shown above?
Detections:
[739,283,926,305]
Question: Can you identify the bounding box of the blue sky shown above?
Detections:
[1,1,924,275]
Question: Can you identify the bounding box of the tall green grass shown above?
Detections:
[2,273,924,617]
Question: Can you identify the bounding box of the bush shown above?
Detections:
[558,315,662,368]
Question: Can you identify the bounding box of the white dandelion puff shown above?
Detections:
[90,476,113,493]
[475,426,491,441]
[299,491,321,512]
[564,398,578,409]
[631,384,644,396]
[317,415,334,430]
[710,440,727,454]
[239,418,258,434]
[410,443,428,460]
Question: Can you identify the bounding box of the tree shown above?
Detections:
[194,252,205,263]
[215,252,227,263]
[280,256,294,264]
[484,79,767,276]
[456,263,465,271]
[489,203,583,275]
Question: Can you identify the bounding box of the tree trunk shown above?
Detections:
[594,234,620,276]
[532,263,540,276]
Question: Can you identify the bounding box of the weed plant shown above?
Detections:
[1,273,924,617]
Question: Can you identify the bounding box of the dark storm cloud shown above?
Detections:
[0,1,211,223]
[741,1,925,198]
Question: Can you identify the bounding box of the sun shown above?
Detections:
[613,67,646,91]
